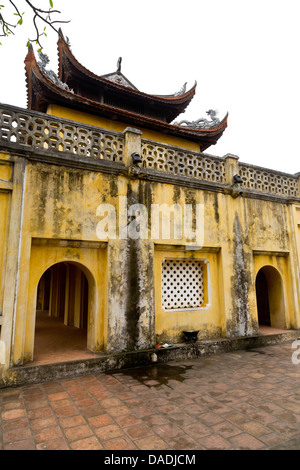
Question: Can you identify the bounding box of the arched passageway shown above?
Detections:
[34,262,95,364]
[255,265,286,331]
[255,269,271,326]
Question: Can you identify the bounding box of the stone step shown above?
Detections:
[2,329,300,388]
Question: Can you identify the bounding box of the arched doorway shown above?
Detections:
[255,266,286,330]
[34,262,92,364]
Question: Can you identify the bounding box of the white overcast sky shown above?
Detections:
[1,0,299,174]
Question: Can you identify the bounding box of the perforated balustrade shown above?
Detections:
[161,259,205,310]
[0,105,124,162]
[141,140,299,198]
[238,164,299,197]
[0,105,299,199]
[141,140,226,183]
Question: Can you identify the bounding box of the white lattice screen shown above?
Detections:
[161,259,204,310]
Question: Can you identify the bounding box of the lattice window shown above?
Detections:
[161,259,205,310]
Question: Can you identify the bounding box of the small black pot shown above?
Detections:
[183,330,199,343]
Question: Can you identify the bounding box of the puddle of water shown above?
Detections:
[246,349,275,356]
[107,363,194,388]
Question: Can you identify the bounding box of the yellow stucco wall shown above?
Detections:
[154,248,222,343]
[253,255,293,329]
[1,156,300,363]
[20,242,108,363]
[0,160,12,317]
[20,162,299,345]
[0,191,9,315]
[296,207,300,257]
[0,105,300,371]
[0,163,12,181]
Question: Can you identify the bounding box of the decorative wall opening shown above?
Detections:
[34,262,91,364]
[255,265,286,330]
[161,259,206,310]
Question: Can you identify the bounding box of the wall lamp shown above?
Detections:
[131,152,143,165]
[233,174,243,184]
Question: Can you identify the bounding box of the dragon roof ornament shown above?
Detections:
[174,109,220,129]
[38,52,74,93]
[173,82,187,97]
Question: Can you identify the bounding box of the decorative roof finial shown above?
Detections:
[117,57,122,73]
[58,28,71,48]
[174,82,187,97]
[37,51,74,93]
[173,109,221,129]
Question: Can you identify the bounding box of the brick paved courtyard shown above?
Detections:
[1,341,300,451]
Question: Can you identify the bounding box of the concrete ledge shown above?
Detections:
[1,329,300,388]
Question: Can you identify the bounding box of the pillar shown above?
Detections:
[1,158,27,367]
[122,127,143,167]
[224,153,240,185]
[73,267,82,328]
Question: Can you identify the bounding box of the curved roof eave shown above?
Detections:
[25,46,227,150]
[57,35,196,109]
